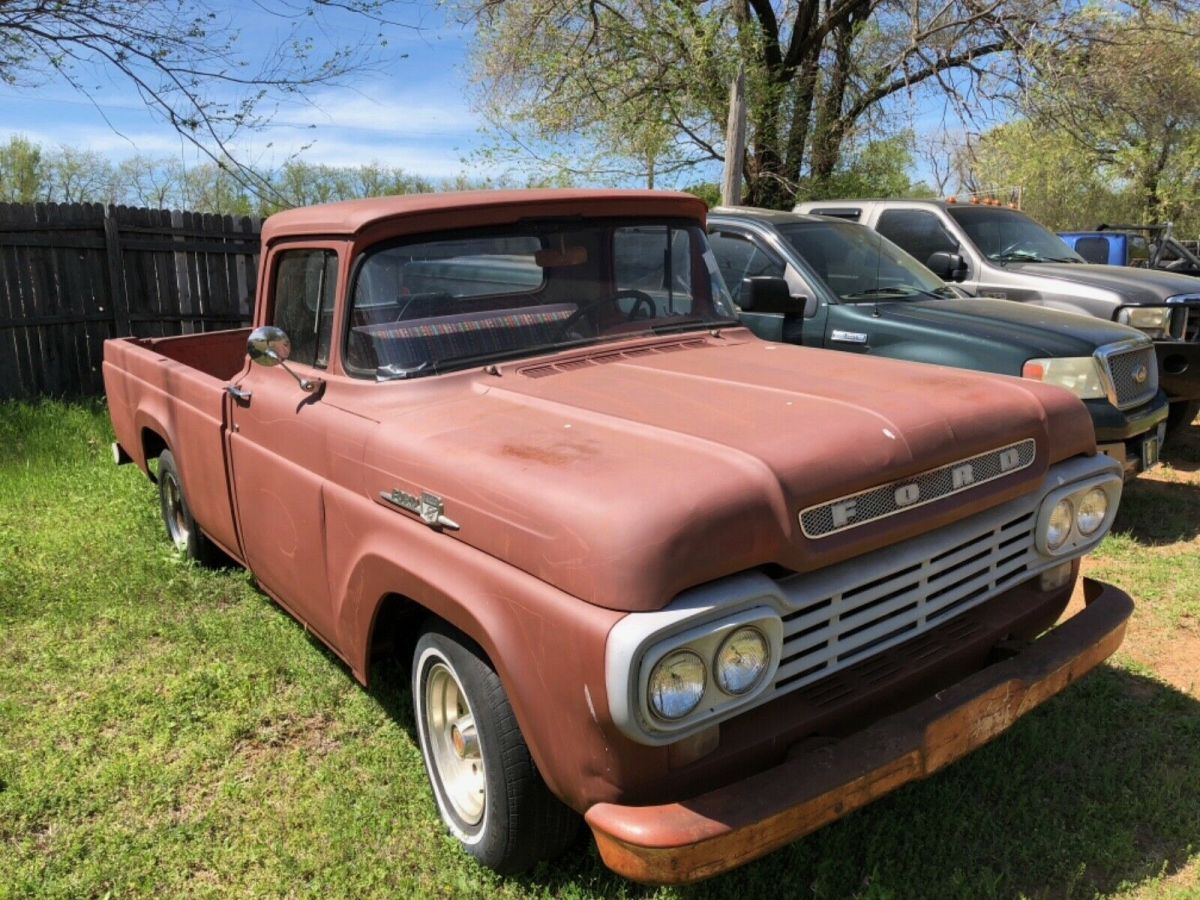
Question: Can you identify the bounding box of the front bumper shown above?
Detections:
[585,578,1133,884]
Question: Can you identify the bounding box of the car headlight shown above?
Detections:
[1076,487,1108,536]
[1046,498,1074,551]
[714,627,769,695]
[648,649,706,720]
[1022,357,1106,399]
[1118,307,1173,339]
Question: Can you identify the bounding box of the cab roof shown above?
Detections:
[261,189,709,243]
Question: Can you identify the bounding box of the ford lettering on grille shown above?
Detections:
[799,439,1037,538]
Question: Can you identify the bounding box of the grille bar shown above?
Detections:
[771,509,1038,694]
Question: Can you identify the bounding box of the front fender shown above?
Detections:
[326,487,630,810]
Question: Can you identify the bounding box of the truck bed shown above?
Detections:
[103,328,250,558]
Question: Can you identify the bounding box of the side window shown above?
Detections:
[875,210,958,268]
[707,231,784,304]
[271,250,338,368]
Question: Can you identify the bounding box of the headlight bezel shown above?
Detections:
[1022,356,1107,400]
[1036,473,1121,557]
[1118,306,1175,340]
[634,607,783,739]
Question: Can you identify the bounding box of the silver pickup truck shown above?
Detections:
[795,199,1200,434]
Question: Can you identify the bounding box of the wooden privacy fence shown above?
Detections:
[0,202,261,400]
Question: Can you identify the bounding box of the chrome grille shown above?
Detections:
[772,508,1038,694]
[1102,344,1158,409]
[799,439,1036,538]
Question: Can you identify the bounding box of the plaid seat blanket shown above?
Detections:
[350,303,577,372]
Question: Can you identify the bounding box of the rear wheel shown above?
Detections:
[412,621,578,874]
[1166,400,1200,436]
[157,449,223,566]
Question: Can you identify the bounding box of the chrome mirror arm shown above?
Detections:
[265,349,318,392]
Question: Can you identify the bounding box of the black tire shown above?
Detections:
[1166,400,1200,436]
[156,449,224,566]
[412,620,579,874]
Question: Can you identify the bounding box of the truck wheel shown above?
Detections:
[156,449,223,566]
[412,621,579,874]
[1166,400,1200,436]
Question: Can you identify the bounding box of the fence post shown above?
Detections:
[103,205,131,337]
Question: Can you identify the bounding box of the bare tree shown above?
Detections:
[0,1,417,203]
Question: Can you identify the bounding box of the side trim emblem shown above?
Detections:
[380,489,461,531]
[831,329,868,344]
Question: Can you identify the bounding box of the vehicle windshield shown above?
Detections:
[345,219,738,379]
[947,206,1084,263]
[775,220,955,302]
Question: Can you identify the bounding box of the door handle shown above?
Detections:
[226,384,252,404]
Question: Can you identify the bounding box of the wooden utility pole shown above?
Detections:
[721,64,746,206]
[720,1,749,206]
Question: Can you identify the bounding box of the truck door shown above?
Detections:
[227,245,350,646]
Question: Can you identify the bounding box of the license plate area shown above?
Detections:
[1143,435,1160,470]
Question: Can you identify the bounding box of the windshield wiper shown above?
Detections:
[840,286,938,301]
[992,250,1051,262]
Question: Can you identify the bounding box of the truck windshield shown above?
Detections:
[776,220,954,302]
[947,206,1084,264]
[344,219,738,379]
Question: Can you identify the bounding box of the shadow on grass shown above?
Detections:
[1112,475,1200,545]
[1162,419,1200,473]
[511,667,1200,899]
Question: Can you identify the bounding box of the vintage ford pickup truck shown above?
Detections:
[104,190,1134,883]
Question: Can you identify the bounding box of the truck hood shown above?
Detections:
[360,331,1095,612]
[1009,262,1200,304]
[881,297,1145,357]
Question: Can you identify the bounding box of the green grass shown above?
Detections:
[2,402,1199,898]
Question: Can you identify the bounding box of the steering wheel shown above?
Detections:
[554,289,657,341]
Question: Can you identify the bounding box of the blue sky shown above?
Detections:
[0,3,489,180]
[0,2,966,189]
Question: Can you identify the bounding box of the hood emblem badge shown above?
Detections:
[380,488,461,531]
[1133,364,1148,385]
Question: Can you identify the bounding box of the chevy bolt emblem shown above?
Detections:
[1133,364,1148,385]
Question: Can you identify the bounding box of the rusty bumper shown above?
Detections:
[585,578,1134,885]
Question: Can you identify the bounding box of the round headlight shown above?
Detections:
[1046,498,1074,551]
[1076,487,1108,536]
[648,649,706,720]
[715,627,770,695]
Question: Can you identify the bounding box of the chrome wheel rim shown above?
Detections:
[424,661,485,826]
[162,471,189,548]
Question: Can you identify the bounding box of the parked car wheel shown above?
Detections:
[412,621,578,874]
[156,449,224,566]
[1166,400,1200,436]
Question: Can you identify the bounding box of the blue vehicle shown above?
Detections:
[1059,224,1200,279]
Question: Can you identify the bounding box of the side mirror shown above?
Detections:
[248,325,291,367]
[246,325,319,392]
[740,277,803,314]
[926,251,968,283]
